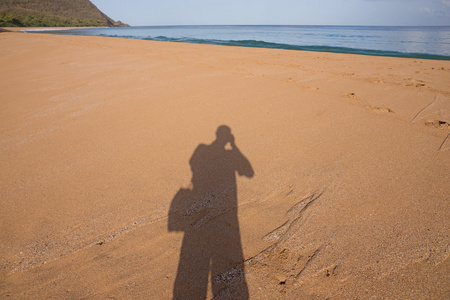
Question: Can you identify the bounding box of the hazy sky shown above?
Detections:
[91,0,450,26]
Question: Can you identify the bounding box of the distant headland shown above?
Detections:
[0,0,129,27]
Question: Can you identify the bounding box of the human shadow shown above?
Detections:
[168,125,254,299]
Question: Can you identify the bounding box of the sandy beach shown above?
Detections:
[0,31,449,299]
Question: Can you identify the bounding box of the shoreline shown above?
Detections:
[8,25,450,61]
[1,32,449,299]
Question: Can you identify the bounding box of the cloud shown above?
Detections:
[440,0,450,7]
[420,6,446,16]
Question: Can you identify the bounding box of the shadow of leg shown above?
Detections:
[173,232,210,300]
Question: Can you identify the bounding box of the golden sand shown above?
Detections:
[0,31,449,299]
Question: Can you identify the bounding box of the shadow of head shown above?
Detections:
[215,125,232,146]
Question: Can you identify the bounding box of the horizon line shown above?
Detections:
[124,24,450,27]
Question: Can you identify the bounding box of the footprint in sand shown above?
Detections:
[370,79,385,84]
[411,94,450,127]
[366,105,394,113]
[302,85,319,91]
[404,78,427,88]
[345,92,357,99]
[431,67,449,71]
[425,119,450,130]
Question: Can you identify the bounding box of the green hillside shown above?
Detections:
[0,0,129,27]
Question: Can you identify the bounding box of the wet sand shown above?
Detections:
[0,31,449,299]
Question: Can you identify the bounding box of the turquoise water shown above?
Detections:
[29,25,450,60]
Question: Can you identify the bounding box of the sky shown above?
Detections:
[91,0,450,26]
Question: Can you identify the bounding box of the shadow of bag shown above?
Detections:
[168,188,194,232]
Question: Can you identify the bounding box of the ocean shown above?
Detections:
[28,25,450,60]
